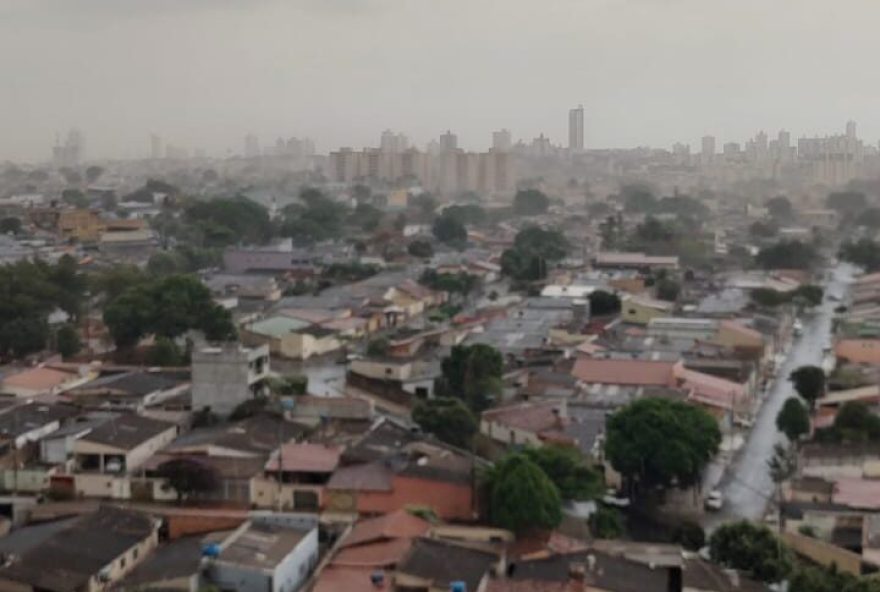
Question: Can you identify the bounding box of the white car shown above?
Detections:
[793,320,804,336]
[705,490,724,511]
[602,489,631,508]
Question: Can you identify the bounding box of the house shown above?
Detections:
[251,443,343,511]
[222,240,324,276]
[191,343,270,417]
[571,353,682,388]
[118,532,227,592]
[395,537,499,592]
[481,399,570,448]
[242,318,342,360]
[206,514,319,592]
[835,339,880,366]
[324,419,479,521]
[487,549,680,592]
[1,365,92,397]
[204,273,282,301]
[621,295,674,325]
[63,369,190,411]
[312,509,431,592]
[0,506,160,592]
[593,251,679,271]
[72,414,177,498]
[648,317,718,342]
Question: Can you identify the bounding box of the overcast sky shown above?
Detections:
[2,0,879,162]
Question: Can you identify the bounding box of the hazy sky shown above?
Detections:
[2,0,879,162]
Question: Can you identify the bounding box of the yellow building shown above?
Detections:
[621,295,674,325]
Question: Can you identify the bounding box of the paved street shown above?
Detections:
[704,263,854,528]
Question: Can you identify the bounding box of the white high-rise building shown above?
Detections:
[568,105,584,152]
[492,129,512,151]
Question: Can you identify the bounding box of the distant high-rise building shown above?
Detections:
[568,105,584,152]
[244,134,260,158]
[492,129,512,151]
[439,130,458,152]
[700,135,715,166]
[847,120,857,139]
[52,129,84,167]
[380,130,409,153]
[150,134,163,160]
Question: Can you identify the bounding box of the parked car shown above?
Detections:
[602,489,631,508]
[705,490,724,511]
[793,320,804,337]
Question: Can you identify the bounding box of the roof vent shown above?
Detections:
[370,570,385,588]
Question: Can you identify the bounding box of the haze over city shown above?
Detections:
[3,0,880,161]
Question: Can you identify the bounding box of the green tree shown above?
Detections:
[671,521,706,551]
[407,239,434,258]
[620,185,657,213]
[147,336,186,366]
[522,445,603,501]
[85,165,104,184]
[789,365,825,410]
[749,220,778,238]
[147,251,186,277]
[185,195,273,247]
[588,290,621,316]
[755,240,818,270]
[56,324,82,358]
[840,238,880,271]
[432,213,467,246]
[488,454,562,534]
[156,458,219,502]
[590,507,625,539]
[831,401,880,443]
[412,397,478,448]
[0,217,22,235]
[513,226,569,261]
[435,344,503,412]
[827,191,867,215]
[61,188,89,208]
[513,189,551,216]
[103,285,154,348]
[766,196,793,220]
[268,375,308,396]
[655,278,681,302]
[709,521,792,583]
[767,443,798,491]
[605,398,721,490]
[776,397,810,442]
[366,338,390,357]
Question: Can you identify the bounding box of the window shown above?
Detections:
[119,557,126,569]
[133,548,139,560]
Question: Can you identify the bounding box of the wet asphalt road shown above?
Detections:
[704,263,854,528]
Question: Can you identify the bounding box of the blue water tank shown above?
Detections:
[201,543,221,558]
[450,582,467,592]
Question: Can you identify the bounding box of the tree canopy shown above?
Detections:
[513,189,551,216]
[156,457,219,502]
[776,397,810,442]
[588,290,622,316]
[501,226,569,281]
[605,398,721,489]
[827,191,868,215]
[0,256,87,358]
[789,365,825,409]
[432,213,468,247]
[435,344,503,412]
[280,188,349,244]
[522,445,603,501]
[766,196,793,220]
[407,239,434,258]
[755,240,818,270]
[840,238,880,271]
[184,195,273,248]
[487,453,562,534]
[709,521,792,583]
[104,274,236,348]
[412,397,478,449]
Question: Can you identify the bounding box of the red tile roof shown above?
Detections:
[312,566,383,592]
[333,537,415,567]
[571,358,678,386]
[482,400,565,435]
[265,443,342,473]
[341,509,430,549]
[327,462,394,492]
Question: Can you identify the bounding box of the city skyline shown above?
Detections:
[3,0,880,161]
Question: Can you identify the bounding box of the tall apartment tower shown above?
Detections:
[701,135,716,166]
[492,129,512,151]
[568,105,584,152]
